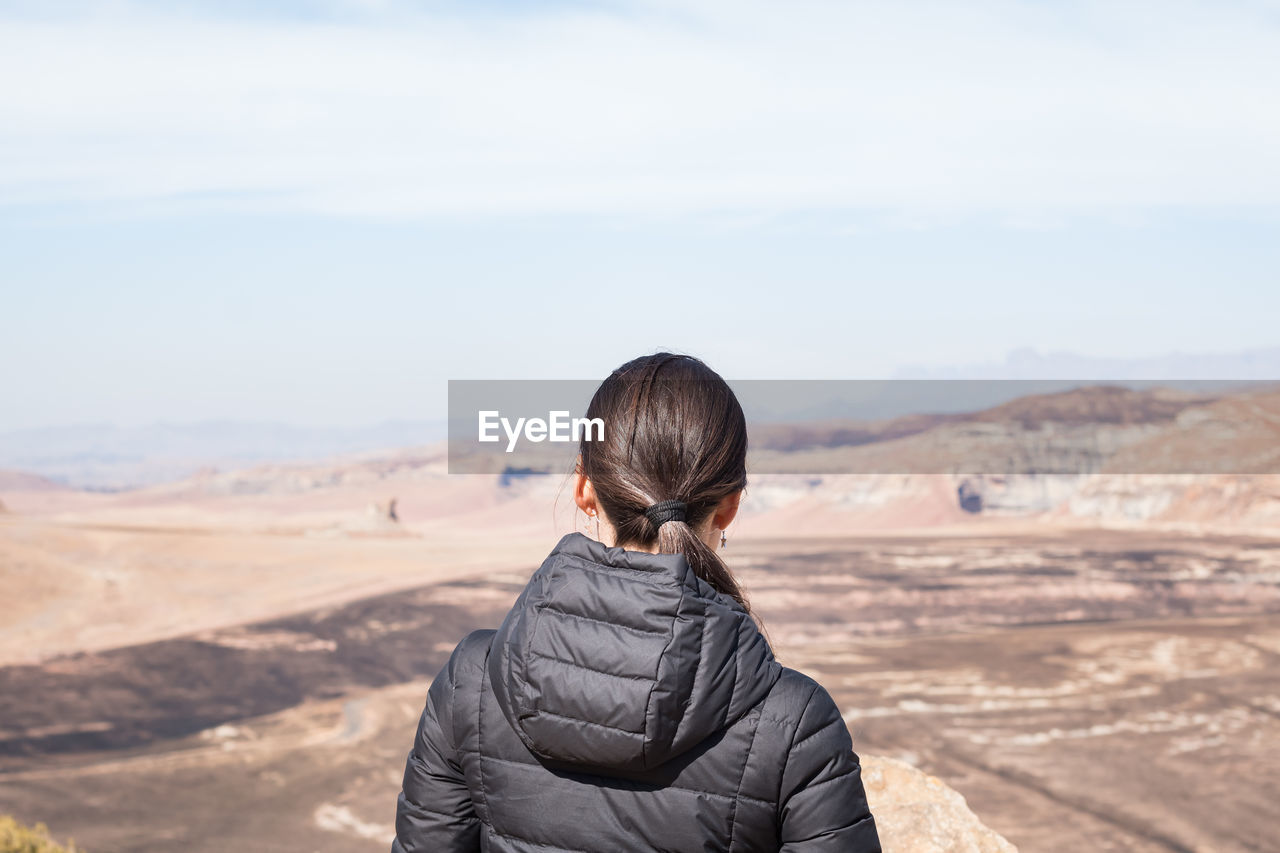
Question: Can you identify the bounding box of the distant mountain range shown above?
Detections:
[5,343,1280,490]
[894,345,1280,380]
[3,384,1279,533]
[0,420,447,490]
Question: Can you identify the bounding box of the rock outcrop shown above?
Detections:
[863,756,1018,853]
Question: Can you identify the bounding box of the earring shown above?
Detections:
[720,530,727,549]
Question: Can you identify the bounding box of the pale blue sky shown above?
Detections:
[2,1,1279,431]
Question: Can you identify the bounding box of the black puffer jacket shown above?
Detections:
[392,533,880,852]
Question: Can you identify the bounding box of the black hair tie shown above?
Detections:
[645,500,688,528]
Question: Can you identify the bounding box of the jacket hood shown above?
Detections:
[487,532,781,774]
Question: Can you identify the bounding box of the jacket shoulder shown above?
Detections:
[424,629,495,758]
[749,665,841,775]
[760,665,827,725]
[756,665,855,774]
[445,628,495,689]
[764,667,879,850]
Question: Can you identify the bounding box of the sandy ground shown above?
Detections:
[0,514,549,666]
[3,458,1280,852]
[2,528,1279,852]
[0,470,1053,666]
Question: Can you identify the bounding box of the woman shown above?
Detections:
[392,353,880,852]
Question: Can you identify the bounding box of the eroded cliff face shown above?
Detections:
[738,386,1280,533]
[736,471,1280,534]
[863,756,1017,853]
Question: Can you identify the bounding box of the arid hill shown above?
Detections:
[0,470,68,493]
[751,384,1219,454]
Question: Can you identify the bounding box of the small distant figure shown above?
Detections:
[365,498,400,524]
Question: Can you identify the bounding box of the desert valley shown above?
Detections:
[3,385,1280,852]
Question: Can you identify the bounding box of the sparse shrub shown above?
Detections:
[0,816,83,853]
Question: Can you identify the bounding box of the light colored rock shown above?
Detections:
[863,755,1018,853]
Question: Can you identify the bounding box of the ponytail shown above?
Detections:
[655,518,747,609]
[579,353,752,612]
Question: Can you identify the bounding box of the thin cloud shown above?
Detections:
[2,0,1279,218]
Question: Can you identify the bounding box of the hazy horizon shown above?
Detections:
[2,345,1279,435]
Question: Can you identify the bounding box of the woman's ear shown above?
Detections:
[574,470,598,517]
[712,489,742,531]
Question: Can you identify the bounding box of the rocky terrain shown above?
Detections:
[0,548,1033,852]
[862,757,1016,853]
[3,384,1279,851]
[3,526,1279,850]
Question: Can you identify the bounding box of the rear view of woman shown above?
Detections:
[392,353,880,852]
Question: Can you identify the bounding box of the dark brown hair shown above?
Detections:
[579,353,750,609]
